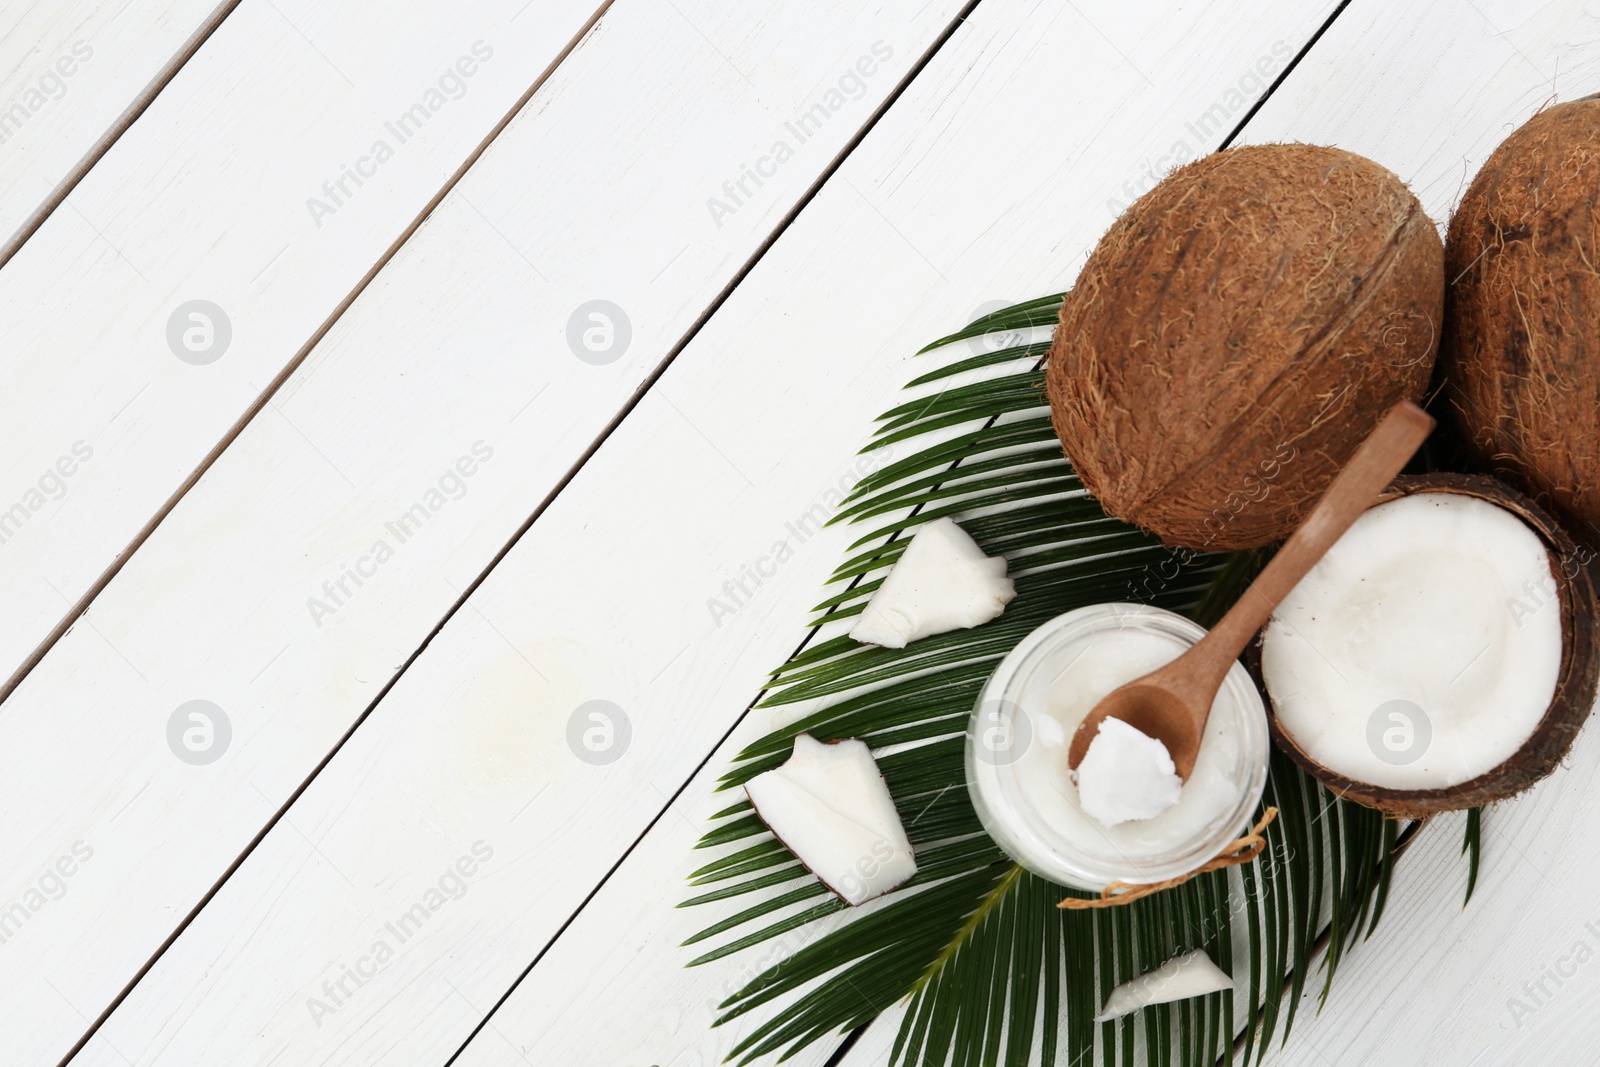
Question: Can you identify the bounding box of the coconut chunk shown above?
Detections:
[849,517,1015,648]
[1262,490,1564,792]
[744,734,917,906]
[1074,717,1184,828]
[1095,950,1234,1022]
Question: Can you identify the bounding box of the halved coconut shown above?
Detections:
[1258,474,1597,817]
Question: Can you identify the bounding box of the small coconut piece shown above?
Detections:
[1073,717,1184,829]
[1440,97,1600,542]
[744,734,917,906]
[1047,143,1443,550]
[1095,950,1234,1022]
[1260,475,1599,817]
[849,517,1015,649]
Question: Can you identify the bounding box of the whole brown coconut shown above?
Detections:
[1047,143,1444,550]
[1261,474,1599,819]
[1440,98,1600,550]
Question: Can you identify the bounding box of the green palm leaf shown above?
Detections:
[682,297,1415,1066]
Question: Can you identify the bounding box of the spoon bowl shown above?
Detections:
[1078,680,1206,780]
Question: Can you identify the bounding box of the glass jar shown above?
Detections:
[965,603,1270,891]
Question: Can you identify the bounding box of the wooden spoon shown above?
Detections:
[1065,401,1436,780]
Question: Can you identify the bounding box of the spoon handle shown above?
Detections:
[1200,401,1436,664]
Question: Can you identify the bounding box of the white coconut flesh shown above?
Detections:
[1095,950,1234,1022]
[849,517,1016,649]
[1074,717,1184,828]
[744,734,917,906]
[1261,492,1563,791]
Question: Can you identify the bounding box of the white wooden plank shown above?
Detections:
[0,0,231,255]
[59,3,1339,1065]
[0,0,605,699]
[0,2,973,1063]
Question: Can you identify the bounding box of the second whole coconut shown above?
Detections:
[1048,143,1444,550]
[1439,96,1600,548]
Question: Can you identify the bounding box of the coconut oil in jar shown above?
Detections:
[966,603,1270,891]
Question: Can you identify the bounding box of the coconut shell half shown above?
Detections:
[1047,143,1444,551]
[1260,473,1598,818]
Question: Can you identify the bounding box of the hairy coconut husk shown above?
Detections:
[1260,474,1598,818]
[1440,98,1600,554]
[1047,143,1444,551]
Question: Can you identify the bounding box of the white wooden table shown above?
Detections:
[0,1,1594,1064]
